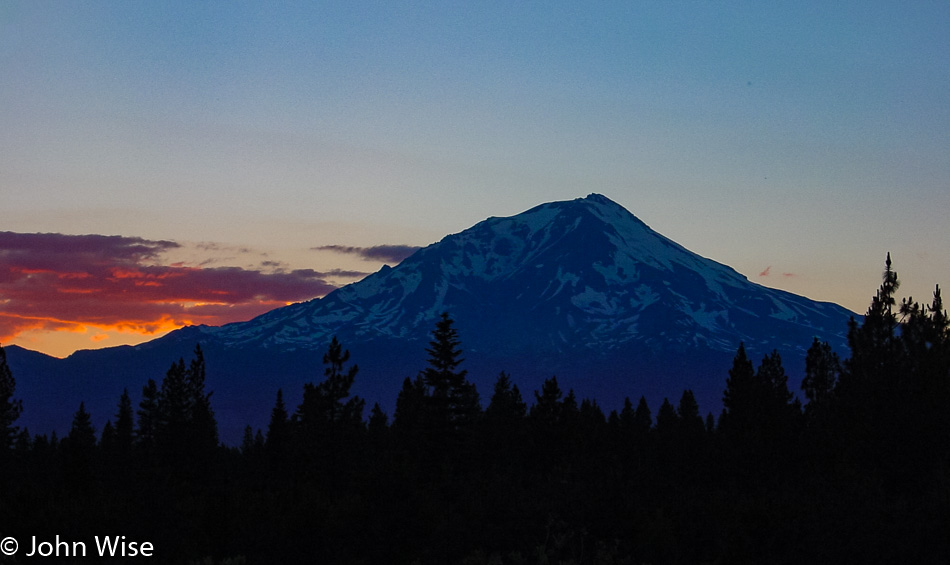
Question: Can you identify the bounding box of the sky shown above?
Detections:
[1,1,948,358]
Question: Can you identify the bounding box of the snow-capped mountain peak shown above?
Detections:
[201,194,851,360]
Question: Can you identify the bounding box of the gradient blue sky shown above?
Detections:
[1,1,948,356]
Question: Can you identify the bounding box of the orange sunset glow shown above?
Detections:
[0,232,347,357]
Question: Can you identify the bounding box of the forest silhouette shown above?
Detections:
[1,256,948,564]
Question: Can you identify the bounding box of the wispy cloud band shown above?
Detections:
[313,244,421,264]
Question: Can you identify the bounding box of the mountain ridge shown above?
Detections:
[7,194,857,443]
[186,193,851,355]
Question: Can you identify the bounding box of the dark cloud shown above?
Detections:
[313,244,421,264]
[0,232,339,342]
[321,268,371,278]
[0,231,178,272]
[256,263,368,279]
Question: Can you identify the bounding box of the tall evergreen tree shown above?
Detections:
[676,389,705,440]
[114,388,135,456]
[265,388,290,453]
[617,397,636,431]
[136,378,159,451]
[634,396,653,434]
[99,420,116,455]
[655,398,678,438]
[321,336,365,425]
[757,350,794,407]
[886,284,950,494]
[63,402,97,489]
[561,389,580,425]
[485,371,527,424]
[802,338,840,417]
[0,344,23,453]
[295,336,365,431]
[840,253,903,403]
[67,401,96,450]
[530,376,564,426]
[157,358,190,454]
[719,342,756,436]
[186,344,218,451]
[835,254,912,483]
[367,402,389,435]
[757,350,801,443]
[420,313,479,430]
[393,376,428,434]
[578,397,606,433]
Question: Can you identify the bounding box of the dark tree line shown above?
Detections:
[0,258,948,564]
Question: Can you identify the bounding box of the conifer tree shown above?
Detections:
[68,401,96,446]
[757,350,792,403]
[186,344,218,451]
[802,338,840,417]
[393,376,427,433]
[840,253,903,402]
[157,358,190,454]
[618,397,636,431]
[486,371,527,425]
[723,346,800,443]
[887,284,950,491]
[368,402,389,434]
[295,336,365,431]
[561,389,580,425]
[899,285,950,387]
[136,378,159,451]
[100,420,116,453]
[835,254,910,476]
[111,388,135,457]
[321,336,365,426]
[0,344,23,453]
[719,342,756,436]
[655,398,678,437]
[634,396,653,434]
[265,388,290,452]
[420,313,479,430]
[676,389,705,439]
[530,376,563,426]
[578,397,606,432]
[64,402,97,485]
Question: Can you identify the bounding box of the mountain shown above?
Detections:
[7,194,856,442]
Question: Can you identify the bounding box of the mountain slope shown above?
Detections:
[8,195,856,442]
[193,194,850,361]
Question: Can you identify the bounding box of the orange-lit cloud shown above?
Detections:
[0,232,342,346]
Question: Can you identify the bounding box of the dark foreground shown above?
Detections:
[1,260,948,564]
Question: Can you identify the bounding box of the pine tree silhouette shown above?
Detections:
[420,312,479,431]
[136,378,159,452]
[265,388,290,454]
[0,344,22,454]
